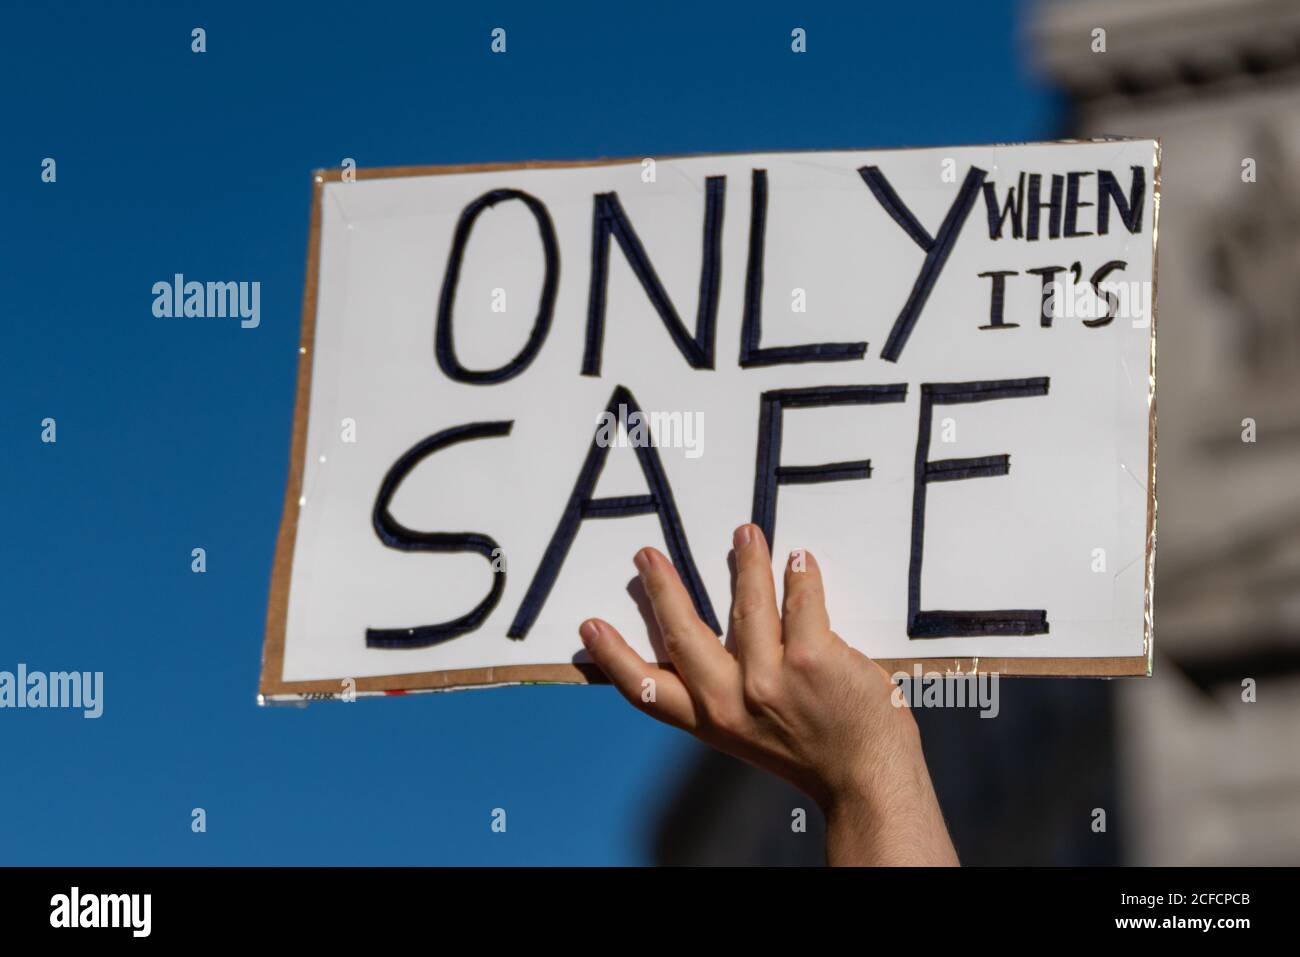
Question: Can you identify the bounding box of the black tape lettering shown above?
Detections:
[1026,173,1063,241]
[1085,259,1127,327]
[1097,166,1145,235]
[977,270,1019,329]
[858,164,987,362]
[1026,265,1066,328]
[740,169,868,367]
[908,378,1051,639]
[1064,171,1095,238]
[751,384,908,544]
[367,422,512,648]
[582,178,725,376]
[982,172,1025,240]
[436,190,559,385]
[509,385,720,637]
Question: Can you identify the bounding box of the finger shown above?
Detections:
[782,547,831,643]
[729,523,782,676]
[635,546,736,696]
[580,618,697,730]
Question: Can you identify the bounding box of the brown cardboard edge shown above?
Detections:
[1143,138,1161,677]
[259,144,1159,701]
[259,173,324,700]
[261,655,1151,701]
[308,137,1155,184]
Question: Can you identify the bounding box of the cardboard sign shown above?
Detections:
[260,141,1158,702]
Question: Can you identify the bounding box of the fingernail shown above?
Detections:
[733,524,752,549]
[633,548,651,575]
[580,620,600,647]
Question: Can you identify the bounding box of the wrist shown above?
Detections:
[819,756,959,866]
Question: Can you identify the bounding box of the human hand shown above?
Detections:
[578,523,958,866]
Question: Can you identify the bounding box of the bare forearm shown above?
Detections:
[822,731,959,866]
[825,793,959,866]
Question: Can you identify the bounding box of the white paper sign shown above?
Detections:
[261,141,1157,699]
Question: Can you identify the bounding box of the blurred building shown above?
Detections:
[652,0,1300,865]
[653,682,1122,866]
[1034,0,1300,865]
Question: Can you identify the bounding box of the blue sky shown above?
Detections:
[0,1,1056,864]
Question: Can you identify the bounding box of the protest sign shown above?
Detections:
[260,141,1158,701]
